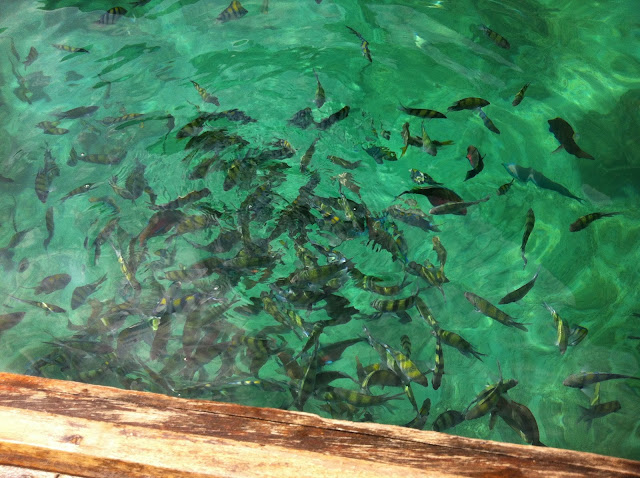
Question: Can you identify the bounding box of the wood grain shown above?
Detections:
[0,373,638,477]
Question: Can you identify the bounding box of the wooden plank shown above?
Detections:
[0,373,638,477]
[0,464,80,478]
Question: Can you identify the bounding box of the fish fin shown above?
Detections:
[551,145,564,154]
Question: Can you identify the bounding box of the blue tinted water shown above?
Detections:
[0,0,639,460]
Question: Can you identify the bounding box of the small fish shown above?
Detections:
[316,105,350,130]
[498,267,540,304]
[521,208,535,268]
[432,236,447,270]
[60,183,96,202]
[51,44,89,53]
[327,155,361,169]
[448,97,489,111]
[420,121,436,156]
[569,325,589,347]
[569,212,620,232]
[399,104,446,119]
[512,83,530,106]
[217,0,248,22]
[548,118,595,160]
[10,295,66,314]
[17,258,30,273]
[497,179,515,196]
[36,121,60,130]
[363,144,396,164]
[543,302,570,355]
[71,274,107,310]
[149,188,211,211]
[432,410,465,432]
[130,0,153,6]
[465,292,528,331]
[432,335,444,390]
[331,172,360,196]
[9,37,20,61]
[479,25,510,49]
[101,113,145,125]
[191,81,220,106]
[23,47,38,68]
[300,138,319,173]
[371,289,419,313]
[288,107,314,129]
[313,69,325,108]
[32,273,71,295]
[502,163,584,203]
[43,127,69,135]
[464,146,485,181]
[563,372,640,388]
[578,400,621,424]
[0,312,26,336]
[410,169,442,186]
[346,26,372,63]
[97,6,127,25]
[429,196,490,215]
[53,106,99,119]
[261,0,269,14]
[400,122,411,157]
[477,108,500,134]
[43,207,54,250]
[436,329,485,360]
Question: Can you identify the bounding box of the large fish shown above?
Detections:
[502,163,583,203]
[548,118,594,160]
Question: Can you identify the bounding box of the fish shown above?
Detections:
[316,105,350,130]
[288,107,315,129]
[322,386,403,408]
[578,401,621,424]
[465,145,485,181]
[149,188,211,211]
[502,163,584,202]
[521,208,535,268]
[399,104,446,119]
[69,150,125,166]
[494,397,545,446]
[548,118,595,160]
[512,83,530,106]
[497,179,515,196]
[17,258,30,273]
[404,398,431,429]
[432,410,465,432]
[409,169,442,186]
[217,0,248,22]
[429,196,490,215]
[43,207,54,250]
[9,37,20,61]
[71,274,107,310]
[479,25,510,49]
[432,237,447,270]
[465,292,528,331]
[477,108,500,134]
[101,113,145,125]
[420,121,436,156]
[60,183,96,202]
[432,335,444,390]
[543,302,570,355]
[109,242,141,292]
[563,372,640,388]
[331,172,360,196]
[313,69,325,108]
[97,6,127,24]
[448,97,489,111]
[300,138,319,173]
[400,122,410,157]
[569,212,621,232]
[327,155,362,169]
[191,80,220,106]
[261,0,269,14]
[498,267,540,304]
[10,295,66,314]
[93,217,119,265]
[0,312,26,336]
[346,26,372,63]
[371,290,419,313]
[43,127,69,135]
[33,273,71,295]
[51,44,89,53]
[23,47,38,68]
[53,106,99,119]
[436,329,485,360]
[363,144,397,164]
[569,325,589,347]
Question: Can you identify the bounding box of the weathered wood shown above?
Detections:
[0,373,638,477]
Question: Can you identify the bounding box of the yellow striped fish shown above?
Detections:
[217,0,248,23]
[23,47,38,68]
[97,6,127,25]
[52,44,89,53]
[191,81,220,106]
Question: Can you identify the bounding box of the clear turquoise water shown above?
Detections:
[1,0,639,460]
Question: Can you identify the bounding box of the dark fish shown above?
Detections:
[479,25,510,49]
[543,302,569,355]
[578,401,621,423]
[191,80,220,106]
[432,335,444,390]
[9,295,66,314]
[477,108,500,134]
[149,188,211,211]
[313,69,325,108]
[363,144,396,164]
[33,273,71,295]
[399,104,446,119]
[300,138,319,173]
[448,97,489,111]
[17,258,30,273]
[327,155,361,169]
[288,107,314,129]
[346,26,372,63]
[23,47,38,68]
[101,113,145,125]
[564,372,640,388]
[498,267,540,304]
[0,312,26,336]
[98,6,127,25]
[429,196,490,216]
[548,118,594,160]
[521,208,535,268]
[217,0,248,22]
[410,169,442,186]
[398,186,464,209]
[569,212,620,232]
[433,410,465,432]
[53,106,99,119]
[502,163,583,203]
[512,83,530,106]
[60,183,96,202]
[52,44,89,53]
[71,274,107,310]
[464,145,485,181]
[497,179,515,196]
[43,207,54,250]
[43,127,69,135]
[316,105,350,130]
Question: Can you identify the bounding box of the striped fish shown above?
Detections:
[191,81,220,106]
[43,207,54,250]
[23,47,38,68]
[97,6,127,25]
[399,104,446,119]
[52,44,89,53]
[101,113,145,125]
[71,274,107,310]
[217,0,248,22]
[479,25,510,49]
[43,127,69,135]
[346,26,372,62]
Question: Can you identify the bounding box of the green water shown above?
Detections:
[1,0,639,460]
